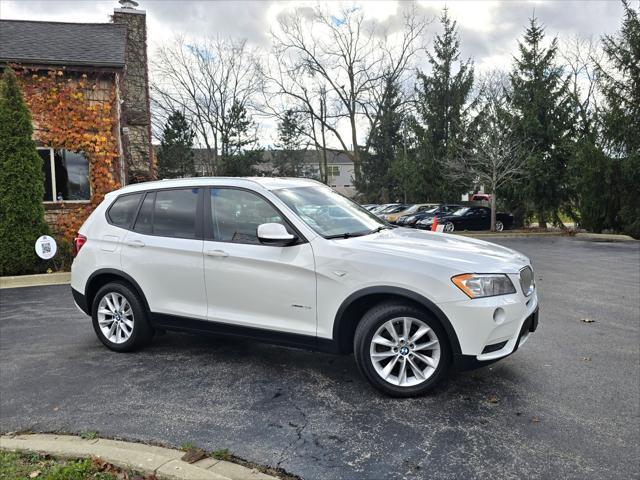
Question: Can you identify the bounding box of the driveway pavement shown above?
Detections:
[1,237,639,480]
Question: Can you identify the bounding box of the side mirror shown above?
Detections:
[257,223,297,246]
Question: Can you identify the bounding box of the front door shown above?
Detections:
[203,188,317,336]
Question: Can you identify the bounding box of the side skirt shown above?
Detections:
[150,313,341,354]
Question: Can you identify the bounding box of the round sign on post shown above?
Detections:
[35,235,57,260]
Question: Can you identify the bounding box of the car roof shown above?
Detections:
[109,177,324,196]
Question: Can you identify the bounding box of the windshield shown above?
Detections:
[452,207,470,216]
[424,207,439,214]
[274,186,388,238]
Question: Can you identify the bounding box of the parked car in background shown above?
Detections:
[371,203,403,215]
[362,204,379,211]
[381,204,438,224]
[374,204,408,219]
[418,206,513,232]
[470,193,491,202]
[400,204,461,228]
[71,177,537,397]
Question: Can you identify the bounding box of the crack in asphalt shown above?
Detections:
[276,398,309,469]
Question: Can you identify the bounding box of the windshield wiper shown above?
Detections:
[326,226,390,239]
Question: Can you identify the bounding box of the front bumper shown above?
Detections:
[453,307,538,371]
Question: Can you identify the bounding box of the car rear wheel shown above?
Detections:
[444,222,455,232]
[92,282,153,352]
[354,302,450,397]
[495,220,504,231]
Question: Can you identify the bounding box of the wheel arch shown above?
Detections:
[84,269,151,316]
[332,286,462,355]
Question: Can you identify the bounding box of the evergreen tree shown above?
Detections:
[509,18,573,227]
[0,68,49,275]
[157,111,195,179]
[220,101,262,176]
[598,1,640,237]
[274,109,308,177]
[414,8,474,202]
[361,78,405,201]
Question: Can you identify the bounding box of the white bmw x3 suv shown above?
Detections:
[71,177,538,397]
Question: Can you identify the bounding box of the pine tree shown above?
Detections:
[598,1,640,237]
[361,78,405,202]
[220,101,262,176]
[0,68,49,275]
[274,109,307,177]
[157,111,195,179]
[414,8,474,202]
[509,18,573,227]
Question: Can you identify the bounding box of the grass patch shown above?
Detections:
[211,448,232,461]
[0,450,147,480]
[180,441,196,451]
[79,431,98,440]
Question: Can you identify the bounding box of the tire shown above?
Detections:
[444,222,455,232]
[91,282,154,352]
[353,301,450,397]
[495,220,504,232]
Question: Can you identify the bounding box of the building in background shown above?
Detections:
[0,0,153,232]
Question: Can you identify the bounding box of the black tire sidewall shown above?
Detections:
[91,282,151,352]
[354,302,450,397]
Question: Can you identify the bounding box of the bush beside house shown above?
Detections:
[0,68,50,276]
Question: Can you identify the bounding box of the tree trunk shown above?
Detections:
[490,193,497,232]
[538,210,547,229]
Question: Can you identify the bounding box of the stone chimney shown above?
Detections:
[112,0,154,183]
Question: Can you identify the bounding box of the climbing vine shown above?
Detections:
[15,67,121,241]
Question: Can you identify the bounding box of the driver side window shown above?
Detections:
[210,188,287,244]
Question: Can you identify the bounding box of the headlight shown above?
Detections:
[452,273,516,298]
[519,266,535,296]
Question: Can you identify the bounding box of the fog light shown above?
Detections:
[493,307,505,324]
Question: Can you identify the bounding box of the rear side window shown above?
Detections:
[153,189,199,239]
[108,193,143,228]
[133,192,155,235]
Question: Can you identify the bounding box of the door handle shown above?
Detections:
[125,240,145,248]
[205,249,229,258]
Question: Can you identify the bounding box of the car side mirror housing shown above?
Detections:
[257,223,297,246]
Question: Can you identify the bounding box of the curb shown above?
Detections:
[0,434,278,480]
[0,272,70,289]
[457,231,564,238]
[574,232,637,243]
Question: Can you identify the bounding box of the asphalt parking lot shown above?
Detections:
[1,237,638,480]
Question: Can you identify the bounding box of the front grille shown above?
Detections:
[482,341,508,354]
[519,266,534,297]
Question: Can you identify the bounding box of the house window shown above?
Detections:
[37,148,90,202]
[328,165,340,177]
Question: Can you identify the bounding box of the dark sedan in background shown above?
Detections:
[416,206,513,232]
[396,204,461,227]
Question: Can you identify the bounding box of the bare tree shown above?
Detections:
[266,4,428,183]
[561,35,603,139]
[151,35,262,175]
[451,71,530,231]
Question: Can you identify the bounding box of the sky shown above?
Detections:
[0,0,628,145]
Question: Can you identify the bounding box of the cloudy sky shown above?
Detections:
[1,0,627,145]
[1,0,625,68]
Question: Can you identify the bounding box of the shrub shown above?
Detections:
[0,68,49,275]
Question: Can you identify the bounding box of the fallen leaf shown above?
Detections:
[581,318,595,323]
[487,394,499,404]
[582,357,592,362]
[29,471,41,478]
[532,416,540,423]
[181,448,207,464]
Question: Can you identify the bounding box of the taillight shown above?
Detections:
[73,234,87,256]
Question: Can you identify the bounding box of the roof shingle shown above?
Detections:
[0,20,127,68]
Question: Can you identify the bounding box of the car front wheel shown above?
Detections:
[92,282,153,352]
[444,222,455,232]
[354,302,450,397]
[495,220,504,231]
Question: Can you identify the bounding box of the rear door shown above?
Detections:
[120,188,207,320]
[203,187,316,336]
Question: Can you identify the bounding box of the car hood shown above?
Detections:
[340,228,529,273]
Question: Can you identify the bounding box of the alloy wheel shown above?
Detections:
[97,292,134,344]
[495,221,504,232]
[369,317,441,387]
[444,222,455,232]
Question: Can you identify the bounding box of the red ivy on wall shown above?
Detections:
[16,68,121,241]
